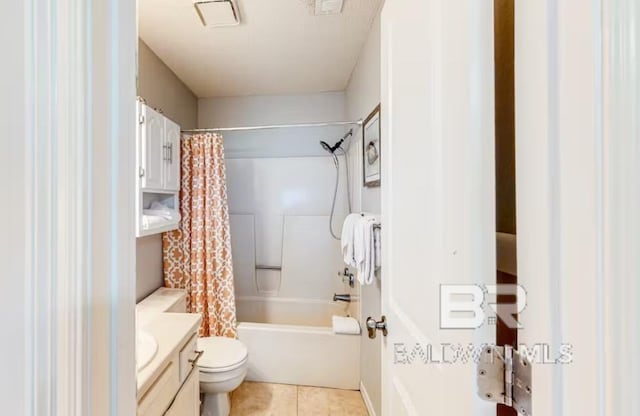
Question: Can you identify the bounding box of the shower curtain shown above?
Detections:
[163,133,237,338]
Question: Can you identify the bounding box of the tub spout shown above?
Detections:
[333,293,351,303]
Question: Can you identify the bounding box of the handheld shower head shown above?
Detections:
[319,129,353,154]
[320,129,354,240]
[320,141,333,153]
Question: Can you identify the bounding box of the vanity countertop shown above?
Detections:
[136,312,201,398]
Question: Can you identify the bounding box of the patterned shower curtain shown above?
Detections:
[163,133,237,338]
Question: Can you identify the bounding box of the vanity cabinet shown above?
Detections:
[137,327,200,416]
[165,370,200,416]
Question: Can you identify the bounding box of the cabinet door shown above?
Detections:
[140,105,165,190]
[165,369,199,416]
[164,118,181,191]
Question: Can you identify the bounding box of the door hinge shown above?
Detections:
[477,345,532,416]
[139,167,145,177]
[139,115,145,125]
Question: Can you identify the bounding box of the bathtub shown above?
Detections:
[236,296,361,390]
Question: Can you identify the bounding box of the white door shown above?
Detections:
[380,0,496,414]
[141,105,165,190]
[164,118,181,191]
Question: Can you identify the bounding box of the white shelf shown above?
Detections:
[138,220,180,238]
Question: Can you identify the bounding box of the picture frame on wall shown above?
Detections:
[363,104,381,187]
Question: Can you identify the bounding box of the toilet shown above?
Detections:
[141,288,248,416]
[197,336,248,416]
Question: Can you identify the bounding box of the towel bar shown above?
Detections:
[360,213,381,230]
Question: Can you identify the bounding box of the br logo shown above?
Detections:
[440,284,527,329]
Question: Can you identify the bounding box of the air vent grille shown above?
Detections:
[194,0,240,27]
[314,0,344,15]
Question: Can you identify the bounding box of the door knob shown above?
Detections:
[366,316,388,339]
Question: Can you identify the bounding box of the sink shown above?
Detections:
[136,331,158,371]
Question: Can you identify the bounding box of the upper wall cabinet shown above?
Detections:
[139,104,181,192]
[136,101,181,237]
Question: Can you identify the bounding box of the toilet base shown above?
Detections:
[201,392,230,416]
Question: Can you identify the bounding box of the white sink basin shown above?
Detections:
[136,331,158,371]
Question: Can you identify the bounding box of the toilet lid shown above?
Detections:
[197,337,248,372]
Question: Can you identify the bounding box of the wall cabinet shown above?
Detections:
[136,101,181,237]
[139,104,181,192]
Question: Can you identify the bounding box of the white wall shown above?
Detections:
[200,93,355,313]
[345,11,383,416]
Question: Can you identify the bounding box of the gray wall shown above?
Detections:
[136,39,198,302]
[345,12,382,416]
[138,39,198,128]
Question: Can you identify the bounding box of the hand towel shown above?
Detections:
[341,213,361,267]
[355,214,380,285]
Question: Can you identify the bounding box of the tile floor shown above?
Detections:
[229,382,369,416]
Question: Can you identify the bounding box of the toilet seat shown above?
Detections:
[197,336,248,373]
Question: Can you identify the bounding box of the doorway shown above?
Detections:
[493,1,517,415]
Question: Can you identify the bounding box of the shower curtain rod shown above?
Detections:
[181,119,363,134]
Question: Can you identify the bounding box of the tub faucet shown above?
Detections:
[333,293,351,303]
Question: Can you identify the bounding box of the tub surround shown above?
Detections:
[236,296,348,327]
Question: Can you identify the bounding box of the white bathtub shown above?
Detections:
[236,296,361,390]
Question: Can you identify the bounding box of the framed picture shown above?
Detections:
[363,104,381,187]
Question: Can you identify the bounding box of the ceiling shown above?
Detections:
[138,0,383,98]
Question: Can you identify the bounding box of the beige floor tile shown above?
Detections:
[230,382,297,416]
[297,386,368,416]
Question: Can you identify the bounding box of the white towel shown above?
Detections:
[142,201,181,229]
[332,315,361,335]
[341,213,361,267]
[354,214,381,285]
[142,215,170,230]
[374,226,381,268]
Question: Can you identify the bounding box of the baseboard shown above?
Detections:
[360,381,377,416]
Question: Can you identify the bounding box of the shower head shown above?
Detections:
[320,140,333,153]
[319,129,353,154]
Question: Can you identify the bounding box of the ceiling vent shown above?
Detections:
[314,0,344,15]
[194,0,240,27]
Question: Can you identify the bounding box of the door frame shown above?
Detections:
[515,0,640,414]
[2,0,137,414]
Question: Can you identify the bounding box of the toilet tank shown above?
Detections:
[138,287,188,314]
